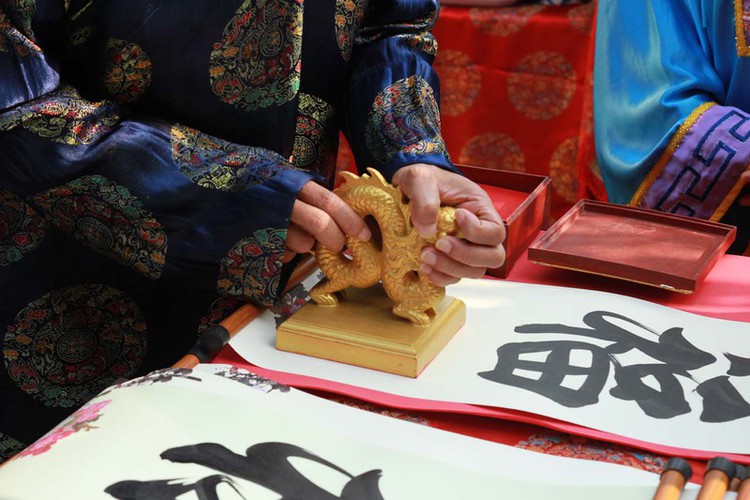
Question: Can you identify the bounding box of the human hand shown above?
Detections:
[283,180,371,262]
[392,163,506,286]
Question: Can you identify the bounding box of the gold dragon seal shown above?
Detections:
[310,168,461,327]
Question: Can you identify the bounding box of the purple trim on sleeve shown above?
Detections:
[639,105,750,219]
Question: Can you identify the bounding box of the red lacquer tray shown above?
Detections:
[457,164,551,278]
[528,200,737,293]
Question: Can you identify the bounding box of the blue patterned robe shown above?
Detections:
[594,0,750,253]
[0,0,452,455]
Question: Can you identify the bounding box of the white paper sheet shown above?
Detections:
[0,365,679,499]
[230,279,750,454]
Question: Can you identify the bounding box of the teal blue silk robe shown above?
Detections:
[595,0,750,252]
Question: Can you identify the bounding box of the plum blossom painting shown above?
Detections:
[0,365,677,499]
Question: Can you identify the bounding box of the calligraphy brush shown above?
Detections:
[696,457,736,500]
[173,255,318,369]
[653,457,692,500]
[737,466,750,500]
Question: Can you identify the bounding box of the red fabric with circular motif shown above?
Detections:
[433,3,605,219]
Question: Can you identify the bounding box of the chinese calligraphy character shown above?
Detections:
[479,311,750,422]
[106,441,384,500]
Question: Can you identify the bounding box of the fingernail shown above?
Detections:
[435,238,451,254]
[421,249,436,266]
[416,223,436,238]
[455,209,466,225]
[357,226,371,241]
[280,252,295,263]
[420,263,432,275]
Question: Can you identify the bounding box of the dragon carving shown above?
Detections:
[310,168,460,327]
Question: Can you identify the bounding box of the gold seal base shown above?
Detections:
[276,284,466,378]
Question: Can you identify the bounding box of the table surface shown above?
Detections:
[506,250,750,323]
[213,248,750,484]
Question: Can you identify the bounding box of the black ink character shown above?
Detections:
[696,376,750,422]
[105,475,241,500]
[477,340,612,407]
[725,353,750,377]
[479,311,750,422]
[105,441,384,500]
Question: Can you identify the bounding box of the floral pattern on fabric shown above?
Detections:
[68,24,95,47]
[170,124,286,192]
[355,10,437,44]
[458,132,525,172]
[0,4,40,56]
[0,86,120,145]
[293,93,337,179]
[0,432,26,463]
[329,396,432,427]
[217,228,287,306]
[1,0,35,40]
[335,0,366,61]
[30,175,167,279]
[14,400,111,459]
[196,296,244,335]
[393,32,438,57]
[549,136,579,202]
[209,0,303,111]
[433,49,481,117]
[102,38,152,103]
[0,190,46,266]
[468,5,546,37]
[3,285,147,408]
[568,2,595,34]
[365,75,448,165]
[516,432,666,474]
[508,51,576,121]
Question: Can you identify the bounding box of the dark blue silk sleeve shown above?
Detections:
[0,3,314,306]
[0,3,60,111]
[343,0,458,181]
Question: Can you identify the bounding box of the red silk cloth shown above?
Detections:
[433,3,605,218]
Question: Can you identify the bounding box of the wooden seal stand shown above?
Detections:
[276,169,466,377]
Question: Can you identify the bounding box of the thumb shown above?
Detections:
[394,166,441,237]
